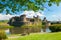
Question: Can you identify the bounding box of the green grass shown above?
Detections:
[6,32,61,40]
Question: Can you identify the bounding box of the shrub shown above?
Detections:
[0,30,7,40]
[0,23,13,29]
[49,24,61,32]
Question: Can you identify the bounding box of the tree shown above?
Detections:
[0,0,61,14]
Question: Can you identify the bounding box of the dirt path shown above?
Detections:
[8,36,20,38]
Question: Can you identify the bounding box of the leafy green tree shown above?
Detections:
[0,0,61,14]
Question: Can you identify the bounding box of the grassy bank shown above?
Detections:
[6,32,61,40]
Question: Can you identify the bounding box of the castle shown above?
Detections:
[8,14,41,27]
[8,14,42,34]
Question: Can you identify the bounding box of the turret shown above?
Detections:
[20,14,27,22]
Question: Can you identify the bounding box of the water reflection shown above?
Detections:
[41,28,51,32]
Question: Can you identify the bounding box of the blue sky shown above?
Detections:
[43,3,61,21]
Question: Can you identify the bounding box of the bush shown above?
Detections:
[49,24,61,32]
[0,23,13,29]
[0,30,7,40]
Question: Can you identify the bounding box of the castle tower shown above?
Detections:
[20,14,27,22]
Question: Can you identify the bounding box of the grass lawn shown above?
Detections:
[6,32,61,40]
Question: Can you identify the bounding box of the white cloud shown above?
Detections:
[22,11,44,18]
[52,15,61,21]
[35,12,44,16]
[0,11,44,20]
[0,14,15,20]
[52,15,57,17]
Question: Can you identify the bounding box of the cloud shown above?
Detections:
[0,11,44,20]
[0,14,15,20]
[52,15,61,21]
[35,12,44,16]
[52,15,57,17]
[22,11,45,18]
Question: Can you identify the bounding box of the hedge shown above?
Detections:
[49,24,61,32]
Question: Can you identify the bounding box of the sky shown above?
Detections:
[42,3,61,21]
[0,1,61,21]
[0,11,44,20]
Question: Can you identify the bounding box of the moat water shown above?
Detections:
[5,28,51,35]
[41,28,51,32]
